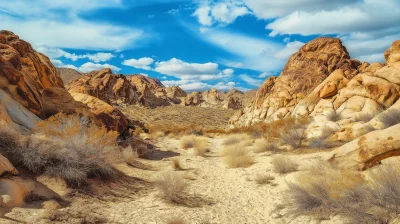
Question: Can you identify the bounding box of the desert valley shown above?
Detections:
[0,1,400,224]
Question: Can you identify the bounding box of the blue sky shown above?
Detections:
[0,0,399,91]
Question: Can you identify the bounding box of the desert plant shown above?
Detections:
[154,171,188,204]
[326,110,342,122]
[254,173,275,185]
[193,137,209,157]
[378,108,400,128]
[272,156,298,174]
[123,147,139,166]
[279,128,307,149]
[171,158,184,170]
[253,138,279,153]
[180,135,196,149]
[166,216,186,224]
[2,113,121,187]
[220,146,254,168]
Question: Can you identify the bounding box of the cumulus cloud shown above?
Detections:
[258,72,275,78]
[79,62,121,73]
[51,59,78,70]
[193,1,250,26]
[122,57,154,70]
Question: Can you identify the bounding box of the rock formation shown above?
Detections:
[230,37,361,126]
[57,67,82,85]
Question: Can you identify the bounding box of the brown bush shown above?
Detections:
[285,162,400,223]
[154,171,188,204]
[253,138,279,153]
[254,173,275,185]
[272,156,298,174]
[171,158,184,170]
[1,113,121,188]
[220,146,254,168]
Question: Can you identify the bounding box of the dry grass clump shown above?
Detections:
[220,147,255,168]
[171,158,184,170]
[180,135,196,149]
[154,171,188,204]
[278,115,311,149]
[253,138,279,153]
[254,173,275,185]
[378,108,400,128]
[272,156,298,174]
[285,162,400,223]
[0,113,120,188]
[193,137,209,157]
[123,147,139,166]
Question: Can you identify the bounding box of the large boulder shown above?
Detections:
[384,40,400,65]
[330,123,400,170]
[230,37,360,126]
[0,30,64,118]
[0,89,41,132]
[70,92,131,135]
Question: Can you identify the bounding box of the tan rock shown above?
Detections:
[0,154,18,176]
[384,40,400,65]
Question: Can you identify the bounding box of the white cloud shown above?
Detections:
[122,57,154,70]
[36,46,115,62]
[155,58,222,80]
[239,74,263,87]
[264,0,400,39]
[193,6,213,26]
[167,9,180,15]
[192,27,284,71]
[193,1,250,26]
[243,0,362,20]
[79,62,121,73]
[51,59,78,70]
[0,1,145,51]
[274,41,305,60]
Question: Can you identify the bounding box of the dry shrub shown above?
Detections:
[221,147,254,168]
[180,135,196,149]
[154,171,188,204]
[278,115,311,149]
[171,158,184,170]
[253,138,279,153]
[254,173,275,185]
[123,147,139,166]
[222,134,252,146]
[1,113,120,188]
[378,108,400,128]
[285,162,400,223]
[193,137,209,157]
[272,156,298,174]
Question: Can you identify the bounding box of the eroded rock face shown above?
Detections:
[70,92,131,135]
[330,123,400,170]
[230,37,361,126]
[0,31,64,118]
[67,68,139,106]
[384,40,400,65]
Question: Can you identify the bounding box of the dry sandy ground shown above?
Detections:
[0,135,344,224]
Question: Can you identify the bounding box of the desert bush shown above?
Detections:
[171,158,184,170]
[285,163,400,223]
[326,110,342,122]
[378,108,400,128]
[123,147,139,166]
[0,121,22,154]
[166,216,186,224]
[193,137,209,157]
[154,171,188,204]
[180,135,196,149]
[279,129,307,149]
[253,139,279,153]
[220,147,254,168]
[272,156,298,174]
[1,113,120,187]
[254,173,275,185]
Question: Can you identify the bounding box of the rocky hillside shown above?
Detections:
[63,68,254,110]
[56,67,82,85]
[0,30,140,136]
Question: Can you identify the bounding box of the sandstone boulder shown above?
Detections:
[384,40,400,65]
